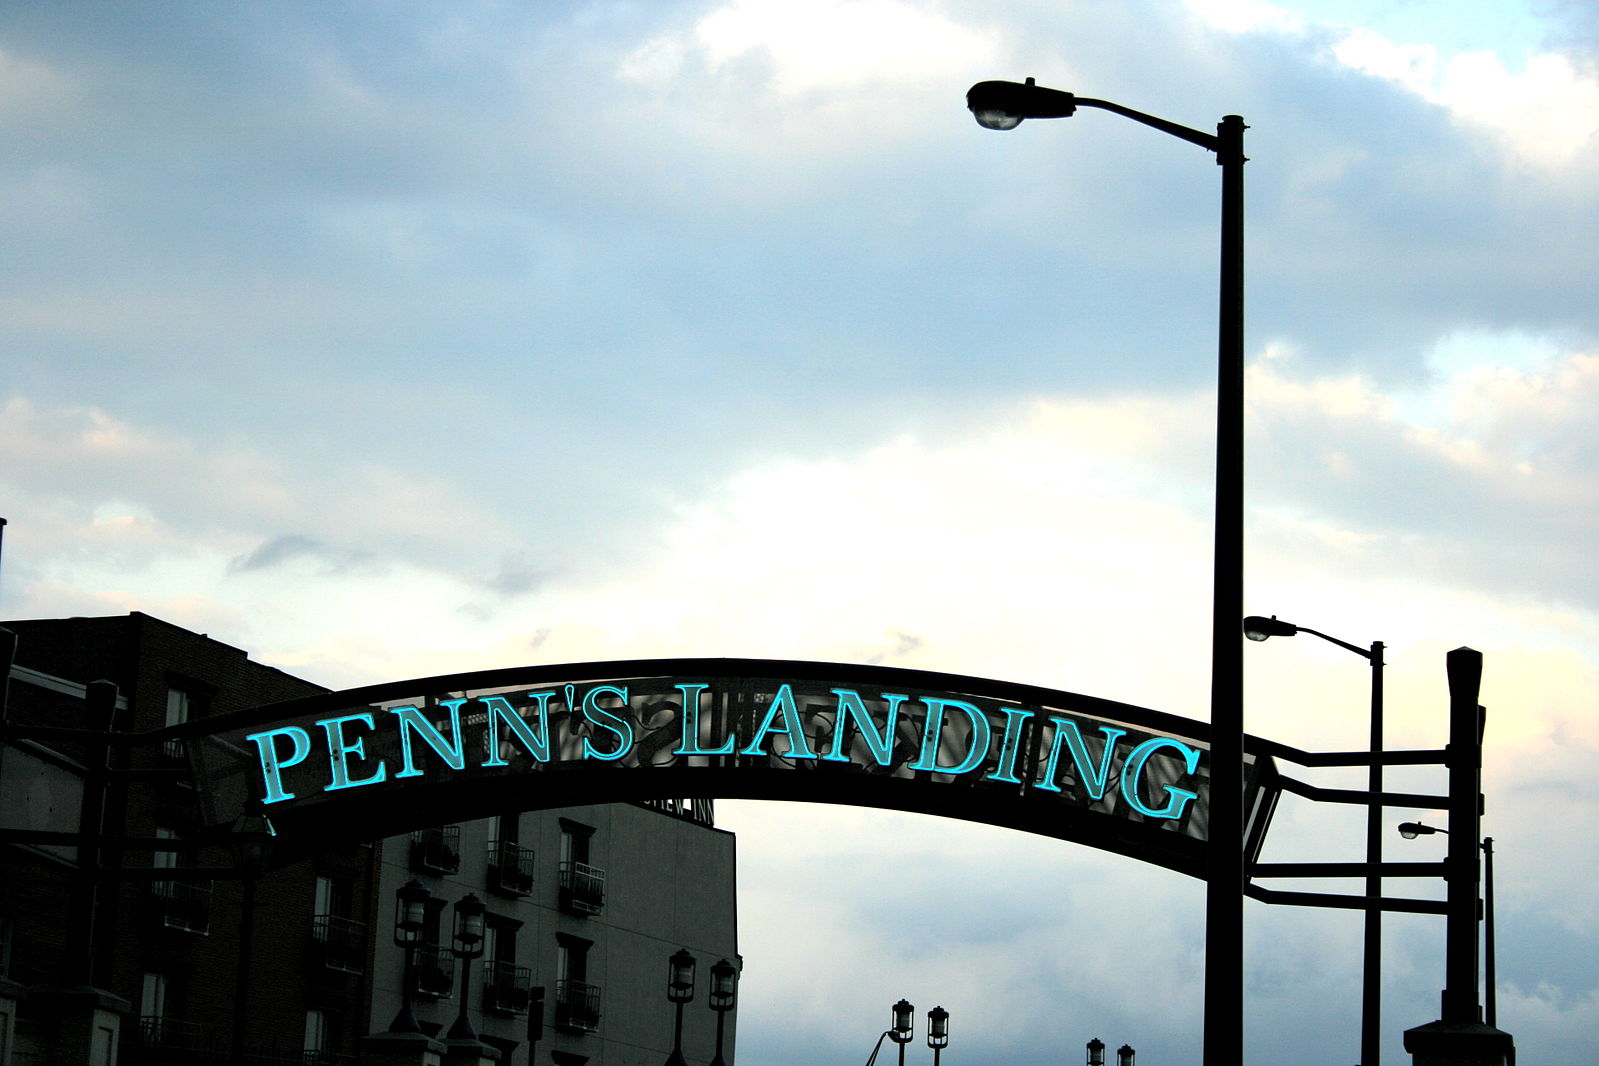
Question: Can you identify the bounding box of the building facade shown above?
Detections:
[0,613,738,1066]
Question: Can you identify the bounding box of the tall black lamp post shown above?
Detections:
[1116,1044,1135,1066]
[390,879,432,1033]
[889,999,914,1066]
[926,1006,948,1066]
[1398,823,1499,1027]
[1246,614,1385,1064]
[1085,1037,1106,1066]
[665,948,697,1066]
[709,958,738,1066]
[968,77,1247,1066]
[227,806,275,1065]
[447,893,487,1041]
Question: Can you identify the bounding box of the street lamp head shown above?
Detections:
[1085,1037,1106,1066]
[1116,1045,1136,1066]
[393,878,432,948]
[1399,821,1444,839]
[966,77,1077,130]
[668,948,698,1003]
[451,892,487,959]
[890,999,914,1044]
[927,1006,949,1050]
[1242,614,1298,642]
[709,958,738,1013]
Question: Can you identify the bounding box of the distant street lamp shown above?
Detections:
[1086,1037,1106,1066]
[665,949,697,1066]
[447,893,487,1041]
[389,879,432,1033]
[926,1006,949,1066]
[1398,823,1499,1025]
[1116,1045,1135,1066]
[1245,614,1385,1065]
[890,999,914,1066]
[709,958,738,1066]
[969,77,1248,1066]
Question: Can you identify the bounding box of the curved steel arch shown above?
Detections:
[169,658,1277,876]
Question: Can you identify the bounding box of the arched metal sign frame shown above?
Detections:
[174,657,1282,875]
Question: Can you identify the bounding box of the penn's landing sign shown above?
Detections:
[186,659,1276,876]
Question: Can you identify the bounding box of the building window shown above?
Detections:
[302,1009,352,1065]
[162,688,189,760]
[311,875,366,974]
[558,821,605,917]
[410,825,462,874]
[134,973,203,1050]
[553,935,600,1034]
[489,812,534,897]
[483,917,530,1016]
[148,827,211,934]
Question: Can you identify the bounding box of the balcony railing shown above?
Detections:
[412,944,455,999]
[410,825,462,874]
[300,1052,357,1066]
[558,861,606,916]
[311,914,367,974]
[553,979,601,1034]
[149,879,212,934]
[131,1015,208,1051]
[488,839,535,896]
[483,960,532,1015]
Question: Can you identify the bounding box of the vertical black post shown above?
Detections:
[1442,647,1483,1023]
[231,873,258,1065]
[1363,640,1385,1066]
[68,679,118,984]
[1204,112,1247,1066]
[1482,837,1496,1027]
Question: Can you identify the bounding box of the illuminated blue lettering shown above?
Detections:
[820,688,906,766]
[983,707,1035,784]
[317,713,387,791]
[480,693,553,766]
[246,726,312,805]
[907,697,991,775]
[1034,719,1126,797]
[673,682,734,756]
[581,685,634,761]
[738,684,818,759]
[1121,737,1202,819]
[390,699,468,778]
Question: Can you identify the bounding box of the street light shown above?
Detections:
[447,893,487,1041]
[665,949,696,1066]
[1245,614,1385,1065]
[969,76,1247,1066]
[1086,1037,1106,1066]
[889,999,914,1066]
[927,1006,949,1066]
[709,958,738,1066]
[1116,1045,1135,1066]
[389,879,432,1033]
[1397,824,1499,1026]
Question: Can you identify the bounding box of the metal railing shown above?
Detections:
[311,913,367,974]
[412,944,455,998]
[488,839,535,896]
[553,979,602,1033]
[558,861,606,916]
[483,960,533,1015]
[409,825,461,874]
[149,879,212,934]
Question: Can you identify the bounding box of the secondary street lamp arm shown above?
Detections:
[968,76,1246,1066]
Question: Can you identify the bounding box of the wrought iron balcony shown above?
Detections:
[558,861,606,916]
[130,1015,208,1052]
[488,839,535,896]
[553,979,602,1034]
[149,879,212,934]
[409,825,461,874]
[483,960,533,1015]
[412,944,455,999]
[311,913,367,974]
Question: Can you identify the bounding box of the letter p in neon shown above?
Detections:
[246,726,312,804]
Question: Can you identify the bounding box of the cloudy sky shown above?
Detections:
[3,0,1597,1062]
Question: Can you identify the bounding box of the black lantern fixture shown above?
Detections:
[447,893,487,1041]
[665,949,696,1066]
[1117,1044,1136,1066]
[890,999,914,1066]
[388,879,433,1033]
[709,958,738,1066]
[927,1006,949,1066]
[1086,1037,1107,1066]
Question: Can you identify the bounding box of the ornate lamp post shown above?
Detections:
[665,948,697,1066]
[1116,1044,1136,1066]
[389,879,433,1033]
[968,77,1247,1066]
[446,893,487,1041]
[1246,614,1385,1064]
[1086,1037,1106,1066]
[709,957,738,1066]
[889,999,914,1066]
[926,1006,948,1066]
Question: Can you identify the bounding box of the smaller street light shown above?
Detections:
[1117,1045,1136,1066]
[1398,823,1500,1025]
[709,958,738,1066]
[665,949,697,1066]
[890,999,914,1066]
[389,879,432,1033]
[447,893,487,1041]
[927,1006,949,1066]
[1086,1038,1106,1066]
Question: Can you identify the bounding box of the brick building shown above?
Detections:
[0,613,738,1066]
